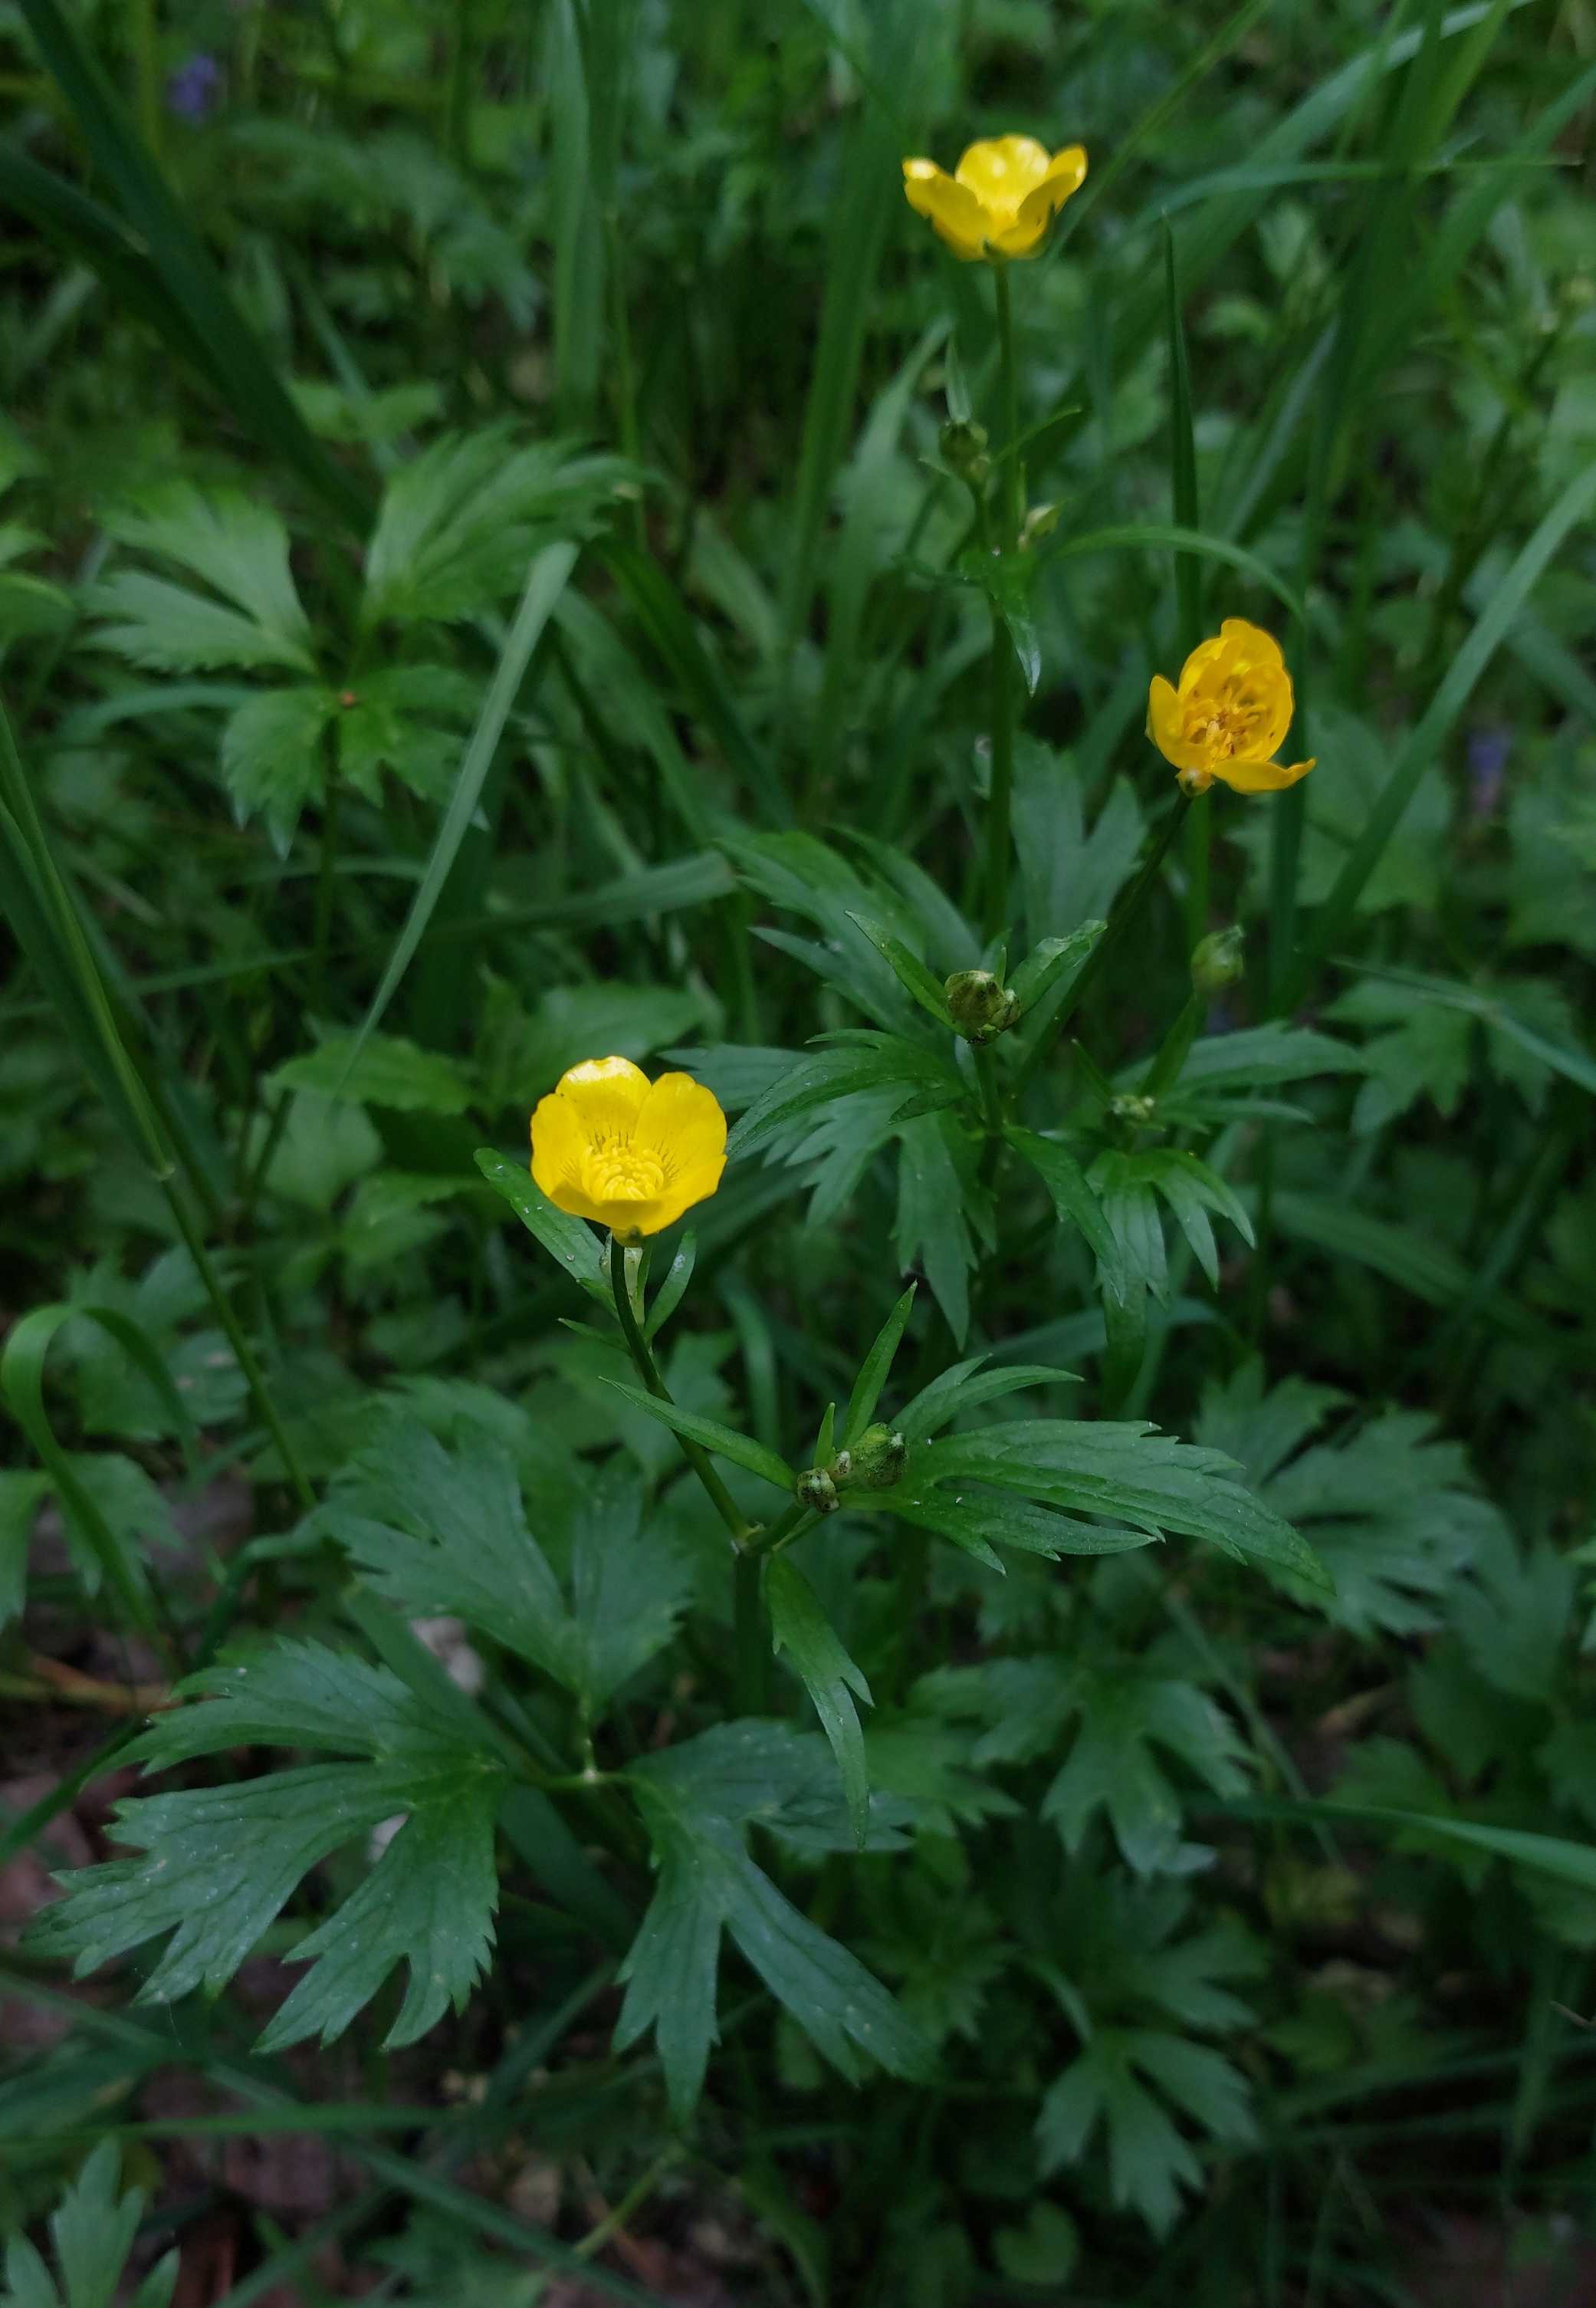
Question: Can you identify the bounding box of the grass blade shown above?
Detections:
[343,541,580,1073]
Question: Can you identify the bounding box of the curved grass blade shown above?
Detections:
[342,542,579,1080]
[0,1306,157,1634]
[1046,524,1303,624]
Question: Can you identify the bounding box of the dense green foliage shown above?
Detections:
[2,0,1594,2299]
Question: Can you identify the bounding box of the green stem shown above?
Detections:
[1183,797,1210,947]
[734,1547,765,1716]
[994,265,1020,551]
[744,1499,812,1560]
[984,265,1021,946]
[984,605,1015,946]
[607,1234,754,1547]
[1015,795,1192,1095]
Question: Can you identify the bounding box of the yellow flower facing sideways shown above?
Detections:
[902,135,1087,261]
[530,1055,726,1241]
[1148,620,1316,796]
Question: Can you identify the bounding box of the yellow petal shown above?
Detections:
[1212,755,1315,794]
[1010,143,1087,245]
[530,1089,589,1205]
[954,135,1053,215]
[633,1071,727,1228]
[1176,631,1233,696]
[903,158,990,260]
[634,1070,727,1165]
[1147,672,1210,772]
[588,1189,670,1240]
[1218,617,1285,670]
[554,1054,650,1144]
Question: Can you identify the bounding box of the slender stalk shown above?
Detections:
[734,1548,765,1715]
[994,265,1020,550]
[984,264,1020,946]
[984,606,1015,945]
[608,1235,754,1547]
[1014,795,1192,1094]
[743,1498,812,1560]
[1183,798,1210,945]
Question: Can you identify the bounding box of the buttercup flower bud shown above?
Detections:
[940,416,990,485]
[796,1467,839,1515]
[1190,926,1245,993]
[944,968,1020,1044]
[844,1424,908,1491]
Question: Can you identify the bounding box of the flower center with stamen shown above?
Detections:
[1184,676,1268,760]
[581,1142,665,1203]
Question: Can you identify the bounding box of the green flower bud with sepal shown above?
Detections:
[1190,926,1245,993]
[796,1467,839,1515]
[842,1423,908,1491]
[940,416,990,487]
[944,968,1020,1044]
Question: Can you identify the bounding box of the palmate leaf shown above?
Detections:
[1007,1128,1124,1294]
[870,1416,1326,1586]
[320,1420,695,1712]
[893,1111,984,1346]
[0,2140,176,2308]
[616,1731,932,2118]
[1036,2029,1254,2234]
[726,1034,963,1161]
[361,426,633,628]
[220,685,335,844]
[92,571,315,673]
[103,485,312,661]
[29,1637,504,2051]
[274,1029,475,1115]
[1147,1024,1363,1124]
[925,1655,1252,1873]
[767,1554,873,1848]
[335,664,481,805]
[1197,1361,1502,1636]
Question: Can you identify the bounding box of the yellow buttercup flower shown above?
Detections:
[530,1055,725,1242]
[902,136,1087,261]
[1148,620,1316,796]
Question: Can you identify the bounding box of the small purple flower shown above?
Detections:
[166,53,223,123]
[1466,724,1511,819]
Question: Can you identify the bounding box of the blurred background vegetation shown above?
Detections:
[2,0,1595,2300]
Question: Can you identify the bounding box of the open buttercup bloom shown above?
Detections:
[902,136,1087,261]
[530,1056,726,1241]
[1148,620,1316,796]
